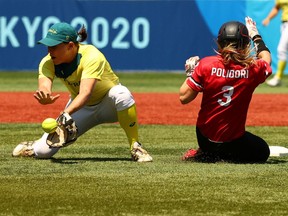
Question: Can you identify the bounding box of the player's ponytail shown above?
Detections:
[216,42,255,68]
[77,25,88,42]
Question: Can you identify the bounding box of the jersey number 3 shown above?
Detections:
[218,86,234,107]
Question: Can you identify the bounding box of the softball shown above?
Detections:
[41,118,58,133]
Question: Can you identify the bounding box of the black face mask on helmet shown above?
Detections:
[217,21,250,49]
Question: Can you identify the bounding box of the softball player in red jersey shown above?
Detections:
[180,17,272,163]
[12,22,152,162]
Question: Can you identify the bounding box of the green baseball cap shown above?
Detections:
[38,22,78,46]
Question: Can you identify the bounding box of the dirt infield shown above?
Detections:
[1,92,288,126]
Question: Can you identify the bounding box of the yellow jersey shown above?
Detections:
[39,44,119,106]
[276,0,288,21]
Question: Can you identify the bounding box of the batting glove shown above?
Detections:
[245,16,260,40]
[185,56,200,77]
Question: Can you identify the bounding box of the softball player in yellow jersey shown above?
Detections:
[263,0,288,86]
[12,22,152,162]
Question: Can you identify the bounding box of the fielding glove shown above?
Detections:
[46,112,78,148]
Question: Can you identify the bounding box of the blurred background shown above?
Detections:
[0,0,280,73]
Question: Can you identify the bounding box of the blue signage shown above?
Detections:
[0,0,279,72]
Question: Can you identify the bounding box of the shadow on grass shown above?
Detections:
[266,158,288,164]
[50,157,131,164]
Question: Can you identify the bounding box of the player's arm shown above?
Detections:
[63,78,97,115]
[262,4,280,26]
[179,79,198,104]
[34,76,60,105]
[255,40,272,65]
[245,16,271,65]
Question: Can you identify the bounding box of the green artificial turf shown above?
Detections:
[1,124,288,216]
[1,71,288,93]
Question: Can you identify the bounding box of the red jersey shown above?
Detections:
[186,55,272,142]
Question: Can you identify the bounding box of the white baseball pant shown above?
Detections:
[33,84,135,158]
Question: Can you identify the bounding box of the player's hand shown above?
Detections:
[262,18,270,26]
[33,90,60,105]
[245,16,260,39]
[185,56,200,77]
